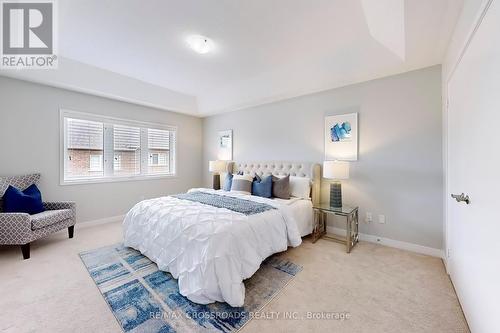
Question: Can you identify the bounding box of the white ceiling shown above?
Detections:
[2,0,463,116]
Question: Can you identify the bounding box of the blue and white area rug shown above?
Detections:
[79,244,302,333]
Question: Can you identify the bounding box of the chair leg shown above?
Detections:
[68,225,74,239]
[21,243,30,260]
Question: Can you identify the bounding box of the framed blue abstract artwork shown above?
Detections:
[325,113,358,161]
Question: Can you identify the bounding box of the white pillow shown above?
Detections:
[230,174,254,195]
[289,176,311,199]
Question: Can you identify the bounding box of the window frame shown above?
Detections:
[60,109,177,185]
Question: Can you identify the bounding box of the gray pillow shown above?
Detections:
[272,175,290,199]
[230,174,254,195]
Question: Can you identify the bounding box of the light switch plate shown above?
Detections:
[378,214,386,224]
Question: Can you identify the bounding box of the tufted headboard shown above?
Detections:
[226,161,321,205]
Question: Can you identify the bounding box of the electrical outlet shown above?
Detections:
[366,212,372,223]
[378,214,386,224]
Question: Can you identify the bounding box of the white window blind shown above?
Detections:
[61,110,176,184]
[65,118,104,179]
[113,124,141,176]
[147,128,172,174]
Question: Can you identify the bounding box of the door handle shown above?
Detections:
[451,193,470,204]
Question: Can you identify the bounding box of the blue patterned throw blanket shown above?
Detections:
[172,191,276,215]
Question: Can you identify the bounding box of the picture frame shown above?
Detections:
[324,113,358,161]
[217,129,233,160]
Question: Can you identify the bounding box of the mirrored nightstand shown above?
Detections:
[312,204,359,253]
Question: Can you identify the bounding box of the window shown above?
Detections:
[114,154,122,171]
[113,124,141,176]
[89,155,103,171]
[149,153,167,166]
[66,118,104,178]
[61,110,176,184]
[147,128,170,174]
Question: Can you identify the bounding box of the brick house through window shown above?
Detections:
[66,118,104,178]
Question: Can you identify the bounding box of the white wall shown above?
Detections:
[203,66,443,250]
[0,76,203,223]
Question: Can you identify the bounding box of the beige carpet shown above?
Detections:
[0,220,469,333]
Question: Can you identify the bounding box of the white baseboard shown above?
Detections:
[326,226,444,259]
[77,214,125,228]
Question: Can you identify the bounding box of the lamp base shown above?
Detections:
[330,182,342,208]
[213,174,221,190]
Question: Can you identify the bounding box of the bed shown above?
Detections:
[123,161,320,307]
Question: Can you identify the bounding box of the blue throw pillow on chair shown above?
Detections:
[3,184,45,215]
[252,174,273,198]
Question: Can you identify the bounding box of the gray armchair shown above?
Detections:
[0,174,76,259]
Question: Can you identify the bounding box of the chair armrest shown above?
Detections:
[43,201,76,222]
[0,213,31,244]
[43,201,75,211]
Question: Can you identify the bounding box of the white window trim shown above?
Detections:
[60,109,178,185]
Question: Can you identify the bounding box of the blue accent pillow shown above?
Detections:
[223,173,233,191]
[252,175,273,198]
[3,184,45,215]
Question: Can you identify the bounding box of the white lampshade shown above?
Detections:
[323,161,350,180]
[209,160,227,173]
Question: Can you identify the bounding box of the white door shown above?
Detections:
[447,1,500,332]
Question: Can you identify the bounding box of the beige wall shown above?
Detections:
[0,76,203,223]
[203,66,443,249]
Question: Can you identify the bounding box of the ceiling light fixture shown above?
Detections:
[186,35,214,54]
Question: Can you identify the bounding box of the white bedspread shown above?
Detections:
[122,188,303,307]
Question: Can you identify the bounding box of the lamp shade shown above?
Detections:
[209,160,227,173]
[323,161,349,180]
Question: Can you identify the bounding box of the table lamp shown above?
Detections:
[323,160,350,208]
[209,160,227,190]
